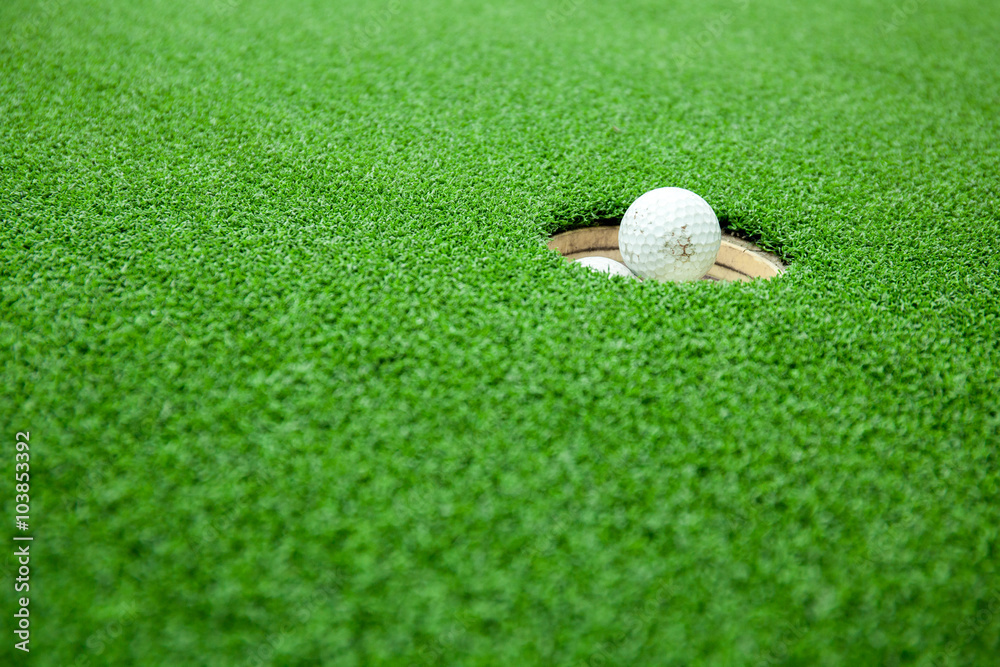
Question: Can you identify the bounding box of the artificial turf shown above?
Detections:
[2,0,999,664]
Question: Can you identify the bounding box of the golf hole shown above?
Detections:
[548,225,785,282]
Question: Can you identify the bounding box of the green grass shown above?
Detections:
[2,0,999,664]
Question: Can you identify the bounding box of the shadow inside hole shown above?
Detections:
[552,210,770,248]
[547,220,786,282]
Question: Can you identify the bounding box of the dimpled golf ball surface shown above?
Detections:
[573,256,638,280]
[619,187,722,282]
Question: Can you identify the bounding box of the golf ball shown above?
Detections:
[619,187,722,282]
[573,256,638,280]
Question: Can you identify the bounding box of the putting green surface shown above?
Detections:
[3,0,999,664]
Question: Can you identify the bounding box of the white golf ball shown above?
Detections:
[573,256,638,279]
[619,187,722,282]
